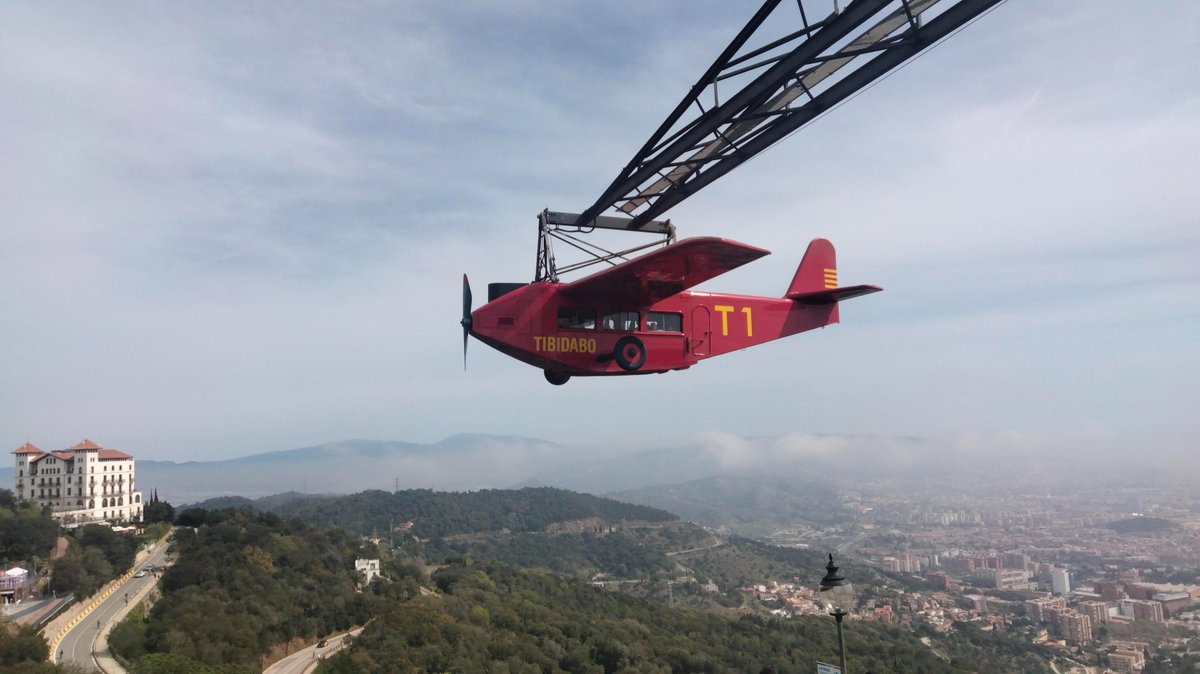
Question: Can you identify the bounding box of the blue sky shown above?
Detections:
[2,1,1197,465]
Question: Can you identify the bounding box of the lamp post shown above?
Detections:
[819,553,855,674]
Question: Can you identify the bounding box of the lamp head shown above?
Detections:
[818,553,855,614]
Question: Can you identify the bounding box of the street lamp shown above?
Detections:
[819,553,855,674]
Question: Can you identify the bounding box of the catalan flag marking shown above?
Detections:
[823,268,838,289]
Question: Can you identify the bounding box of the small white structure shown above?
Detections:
[1,567,30,604]
[1051,567,1071,595]
[355,559,382,585]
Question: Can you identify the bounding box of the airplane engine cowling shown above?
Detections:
[488,282,527,302]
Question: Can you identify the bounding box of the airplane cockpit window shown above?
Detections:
[646,311,682,332]
[602,311,640,331]
[557,307,596,330]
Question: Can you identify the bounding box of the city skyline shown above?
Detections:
[2,1,1197,462]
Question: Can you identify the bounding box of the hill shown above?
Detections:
[262,487,677,539]
[109,509,378,672]
[137,435,576,503]
[116,490,1058,674]
[183,487,701,580]
[1104,516,1178,534]
[316,557,1024,674]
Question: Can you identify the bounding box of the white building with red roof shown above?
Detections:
[12,439,144,524]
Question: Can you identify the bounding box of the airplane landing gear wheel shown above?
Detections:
[613,336,646,371]
[544,370,571,386]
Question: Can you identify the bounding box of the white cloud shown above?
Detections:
[1,1,1197,465]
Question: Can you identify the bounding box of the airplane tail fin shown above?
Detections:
[784,238,882,304]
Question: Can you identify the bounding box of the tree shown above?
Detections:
[0,494,60,561]
[0,623,49,666]
[144,496,175,525]
[49,552,93,596]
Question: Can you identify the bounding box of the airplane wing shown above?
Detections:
[560,237,769,306]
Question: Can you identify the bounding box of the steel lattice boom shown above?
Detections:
[572,0,1005,232]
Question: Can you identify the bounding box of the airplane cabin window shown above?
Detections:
[602,311,639,331]
[646,312,682,332]
[557,307,596,329]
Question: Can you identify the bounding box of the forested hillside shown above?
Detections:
[315,558,984,674]
[263,487,677,538]
[105,489,1065,673]
[0,489,59,564]
[109,509,385,672]
[420,522,712,580]
[1104,516,1177,534]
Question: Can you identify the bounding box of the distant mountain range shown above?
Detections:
[133,432,937,504]
[1,435,575,505]
[7,430,1173,512]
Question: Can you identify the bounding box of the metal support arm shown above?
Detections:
[574,0,1005,231]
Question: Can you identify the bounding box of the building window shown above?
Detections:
[557,307,596,330]
[602,311,640,331]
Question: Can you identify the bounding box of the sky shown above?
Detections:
[2,1,1197,465]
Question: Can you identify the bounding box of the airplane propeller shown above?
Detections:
[461,274,472,370]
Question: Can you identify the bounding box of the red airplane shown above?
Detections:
[462,236,880,385]
[459,0,999,384]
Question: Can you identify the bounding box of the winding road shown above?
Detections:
[52,543,172,671]
[264,628,363,674]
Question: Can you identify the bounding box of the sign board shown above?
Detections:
[816,663,842,674]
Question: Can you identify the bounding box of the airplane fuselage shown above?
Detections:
[470,281,839,378]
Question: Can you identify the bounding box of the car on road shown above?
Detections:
[134,570,147,578]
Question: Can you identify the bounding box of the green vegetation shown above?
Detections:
[684,537,853,593]
[0,488,59,563]
[126,653,256,674]
[97,487,1075,673]
[422,523,710,580]
[268,487,677,538]
[111,509,377,671]
[143,492,175,524]
[317,558,974,674]
[3,488,144,599]
[0,624,49,668]
[48,524,139,597]
[1,489,165,673]
[1104,517,1177,534]
[915,621,1054,674]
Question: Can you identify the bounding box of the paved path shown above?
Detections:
[263,628,363,674]
[46,534,172,672]
[3,594,74,627]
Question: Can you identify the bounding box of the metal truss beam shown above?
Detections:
[573,0,1005,231]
